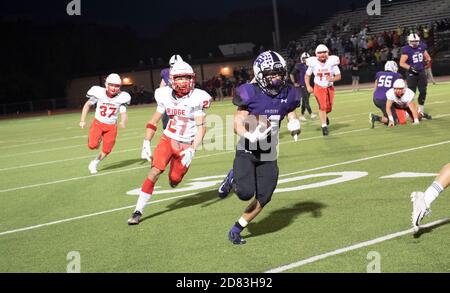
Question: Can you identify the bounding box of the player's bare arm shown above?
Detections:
[191,115,207,150]
[79,101,93,128]
[119,112,128,129]
[234,108,250,137]
[385,100,395,127]
[408,102,420,123]
[144,111,163,141]
[399,54,410,70]
[304,74,313,93]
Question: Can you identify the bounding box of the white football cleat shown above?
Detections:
[411,191,431,231]
[310,113,317,119]
[299,116,307,122]
[88,160,98,174]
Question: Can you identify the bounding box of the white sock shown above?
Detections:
[321,124,327,128]
[135,192,151,213]
[418,105,424,113]
[238,217,248,228]
[424,181,444,208]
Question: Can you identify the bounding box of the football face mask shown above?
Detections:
[172,75,195,97]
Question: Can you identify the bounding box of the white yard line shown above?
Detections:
[265,217,450,273]
[0,192,200,237]
[1,138,449,237]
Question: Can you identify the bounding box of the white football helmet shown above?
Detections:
[169,55,183,67]
[384,60,398,73]
[253,50,287,96]
[315,44,329,55]
[169,61,195,97]
[301,52,311,63]
[105,73,122,86]
[393,79,406,89]
[408,33,420,48]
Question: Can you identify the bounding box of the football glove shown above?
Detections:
[244,125,273,143]
[409,66,419,75]
[180,147,195,167]
[141,139,152,161]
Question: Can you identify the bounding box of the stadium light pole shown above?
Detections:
[272,0,281,51]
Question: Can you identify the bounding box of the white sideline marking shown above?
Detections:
[265,217,450,273]
[1,138,450,237]
[380,172,437,179]
[0,192,200,237]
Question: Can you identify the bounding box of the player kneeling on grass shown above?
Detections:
[370,61,402,128]
[385,79,431,127]
[79,73,131,174]
[217,51,301,245]
[128,61,212,225]
[411,163,450,232]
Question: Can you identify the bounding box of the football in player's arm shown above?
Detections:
[217,50,301,245]
[128,60,211,225]
[79,73,131,174]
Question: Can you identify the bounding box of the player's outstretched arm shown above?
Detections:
[408,102,420,124]
[385,100,395,127]
[79,101,92,129]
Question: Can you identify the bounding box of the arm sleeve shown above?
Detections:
[154,89,166,114]
[86,86,99,105]
[333,65,341,75]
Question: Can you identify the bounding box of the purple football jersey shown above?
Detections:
[232,83,300,160]
[401,42,428,70]
[373,71,402,100]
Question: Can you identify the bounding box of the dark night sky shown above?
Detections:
[1,0,371,37]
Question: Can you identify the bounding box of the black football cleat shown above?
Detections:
[127,211,142,225]
[322,126,329,136]
[228,230,246,245]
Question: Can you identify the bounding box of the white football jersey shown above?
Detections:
[386,88,415,107]
[155,87,212,143]
[87,86,131,125]
[306,55,341,88]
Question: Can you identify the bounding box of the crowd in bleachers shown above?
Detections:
[286,17,450,72]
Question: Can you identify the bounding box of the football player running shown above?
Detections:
[304,44,341,136]
[217,51,301,245]
[79,73,131,174]
[370,61,402,128]
[128,61,212,225]
[141,54,183,161]
[411,163,450,232]
[399,33,432,117]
